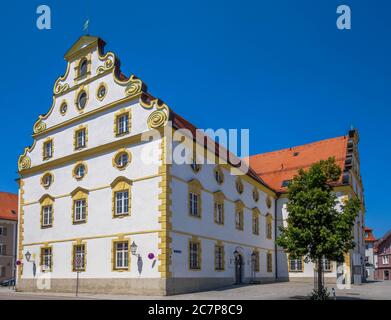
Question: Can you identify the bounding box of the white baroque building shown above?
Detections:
[16,36,365,295]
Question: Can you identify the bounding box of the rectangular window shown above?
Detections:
[323,258,332,272]
[382,255,389,265]
[73,244,86,271]
[266,220,272,239]
[235,211,243,230]
[40,247,52,271]
[0,266,5,277]
[74,199,87,223]
[189,241,201,270]
[115,191,129,216]
[75,128,86,149]
[43,140,53,159]
[189,192,200,217]
[0,226,6,236]
[42,205,53,227]
[253,251,260,272]
[214,202,224,224]
[116,114,129,135]
[0,244,6,256]
[214,245,224,271]
[114,241,129,270]
[289,257,303,272]
[252,215,259,235]
[267,252,273,272]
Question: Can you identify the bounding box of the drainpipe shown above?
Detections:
[274,196,278,281]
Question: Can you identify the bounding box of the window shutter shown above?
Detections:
[3,227,7,236]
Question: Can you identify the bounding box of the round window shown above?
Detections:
[77,91,87,110]
[74,164,86,179]
[42,173,53,188]
[116,153,128,168]
[60,102,67,115]
[97,85,106,100]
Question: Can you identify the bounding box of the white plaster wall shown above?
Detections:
[276,192,363,279]
[21,233,160,279]
[170,142,276,278]
[23,139,161,203]
[170,233,274,279]
[28,100,153,167]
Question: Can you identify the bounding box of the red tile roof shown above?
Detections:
[0,192,18,221]
[248,136,348,192]
[364,227,376,242]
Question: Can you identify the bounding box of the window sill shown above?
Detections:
[188,214,202,219]
[115,131,130,138]
[113,268,130,272]
[73,220,87,225]
[113,213,130,219]
[41,225,53,229]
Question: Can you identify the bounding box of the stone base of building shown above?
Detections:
[17,278,167,296]
[17,276,277,296]
[288,277,337,284]
[166,276,277,295]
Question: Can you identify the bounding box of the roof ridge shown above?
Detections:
[249,135,347,159]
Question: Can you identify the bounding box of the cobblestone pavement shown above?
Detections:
[0,280,390,300]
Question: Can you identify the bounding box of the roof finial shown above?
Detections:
[83,18,90,35]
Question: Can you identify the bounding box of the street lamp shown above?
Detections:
[24,251,36,278]
[25,251,31,262]
[130,241,138,256]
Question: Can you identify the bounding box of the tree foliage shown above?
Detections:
[276,157,361,263]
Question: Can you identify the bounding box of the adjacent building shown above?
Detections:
[0,192,18,282]
[16,35,366,295]
[374,230,391,281]
[249,131,366,285]
[364,227,376,280]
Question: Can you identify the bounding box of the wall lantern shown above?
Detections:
[25,251,32,262]
[130,241,138,256]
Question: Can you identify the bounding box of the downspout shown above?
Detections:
[274,195,278,281]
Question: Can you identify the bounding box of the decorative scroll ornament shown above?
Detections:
[125,75,144,96]
[97,56,114,74]
[18,148,31,171]
[54,81,70,95]
[147,110,168,129]
[33,118,47,134]
[145,99,170,129]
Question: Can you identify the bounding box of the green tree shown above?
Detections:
[276,157,361,299]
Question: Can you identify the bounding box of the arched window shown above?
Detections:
[79,59,88,77]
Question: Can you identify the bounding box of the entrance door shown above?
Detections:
[384,270,390,280]
[235,254,243,284]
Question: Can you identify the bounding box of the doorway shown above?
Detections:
[234,253,243,284]
[384,270,390,280]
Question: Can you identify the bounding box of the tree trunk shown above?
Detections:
[317,257,323,294]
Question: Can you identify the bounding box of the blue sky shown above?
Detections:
[1,0,390,237]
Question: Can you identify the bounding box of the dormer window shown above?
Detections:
[281,180,291,187]
[79,59,88,77]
